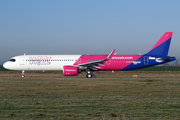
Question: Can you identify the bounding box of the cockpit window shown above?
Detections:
[10,59,16,62]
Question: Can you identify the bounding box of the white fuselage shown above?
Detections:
[3,55,81,71]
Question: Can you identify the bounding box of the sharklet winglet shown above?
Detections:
[107,49,115,60]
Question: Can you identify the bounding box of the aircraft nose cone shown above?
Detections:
[3,62,9,69]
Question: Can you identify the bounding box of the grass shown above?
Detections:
[0,71,180,119]
[0,66,9,71]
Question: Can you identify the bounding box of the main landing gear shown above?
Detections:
[86,73,92,78]
[85,69,92,78]
[22,70,25,78]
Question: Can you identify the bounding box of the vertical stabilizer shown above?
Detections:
[145,32,173,56]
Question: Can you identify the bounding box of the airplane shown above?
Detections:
[3,32,175,78]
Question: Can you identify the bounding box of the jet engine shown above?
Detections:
[63,66,78,76]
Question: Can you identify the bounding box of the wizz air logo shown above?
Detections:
[29,56,51,66]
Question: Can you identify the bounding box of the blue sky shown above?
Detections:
[1,0,180,65]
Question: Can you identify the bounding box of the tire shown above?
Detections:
[86,73,92,78]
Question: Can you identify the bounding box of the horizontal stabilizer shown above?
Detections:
[159,56,176,61]
[156,56,176,63]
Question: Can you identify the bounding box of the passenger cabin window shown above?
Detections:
[10,59,16,62]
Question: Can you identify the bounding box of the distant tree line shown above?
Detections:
[163,60,179,66]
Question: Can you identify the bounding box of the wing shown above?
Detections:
[74,49,115,70]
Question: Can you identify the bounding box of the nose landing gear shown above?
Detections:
[22,70,25,78]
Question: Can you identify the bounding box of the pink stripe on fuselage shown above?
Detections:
[150,32,173,51]
[73,55,143,70]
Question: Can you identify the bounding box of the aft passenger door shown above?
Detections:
[144,56,149,65]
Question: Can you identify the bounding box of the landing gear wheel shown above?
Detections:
[22,75,25,78]
[86,73,92,78]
